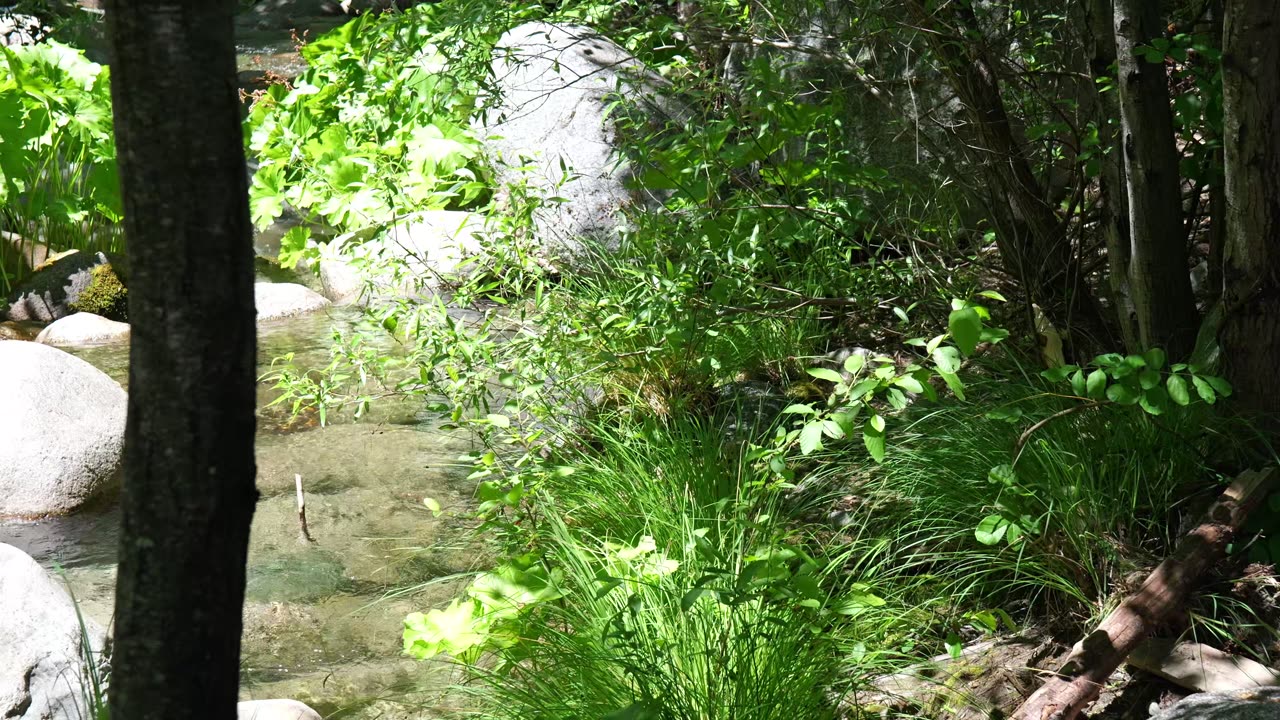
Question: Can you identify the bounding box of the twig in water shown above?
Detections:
[295,473,316,544]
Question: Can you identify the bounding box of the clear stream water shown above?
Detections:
[0,308,481,719]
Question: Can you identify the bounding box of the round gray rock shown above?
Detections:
[0,543,108,720]
[0,341,126,518]
[480,22,683,256]
[35,313,130,347]
[255,282,331,322]
[1152,688,1280,720]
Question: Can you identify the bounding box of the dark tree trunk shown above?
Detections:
[1220,0,1280,417]
[1113,0,1200,357]
[104,2,259,719]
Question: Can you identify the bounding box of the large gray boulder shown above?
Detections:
[318,210,484,304]
[255,282,331,321]
[0,543,108,720]
[35,313,130,347]
[4,251,128,323]
[1151,688,1280,719]
[480,22,681,256]
[0,341,126,518]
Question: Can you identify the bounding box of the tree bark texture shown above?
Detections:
[1011,468,1273,720]
[1220,0,1280,417]
[1082,0,1140,353]
[105,2,259,720]
[1113,0,1199,358]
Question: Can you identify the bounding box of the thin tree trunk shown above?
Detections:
[1220,0,1280,417]
[1082,0,1140,353]
[1113,0,1199,357]
[105,2,259,719]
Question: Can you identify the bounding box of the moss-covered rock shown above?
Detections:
[67,263,128,321]
[4,250,129,322]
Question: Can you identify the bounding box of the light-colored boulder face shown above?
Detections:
[35,313,130,347]
[1151,688,1280,719]
[237,699,323,720]
[255,282,332,321]
[0,543,108,720]
[480,22,682,257]
[4,251,128,323]
[0,12,46,47]
[319,210,484,305]
[0,341,126,518]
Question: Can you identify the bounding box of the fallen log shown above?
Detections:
[1011,467,1274,720]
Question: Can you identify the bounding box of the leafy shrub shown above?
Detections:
[0,40,121,294]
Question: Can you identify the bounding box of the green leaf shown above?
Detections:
[948,307,983,356]
[988,464,1018,487]
[1167,375,1191,406]
[423,497,442,516]
[938,371,966,401]
[1041,365,1080,383]
[1143,348,1167,371]
[807,367,844,383]
[1204,375,1232,397]
[486,413,511,428]
[1070,369,1086,397]
[1139,386,1168,415]
[799,421,825,455]
[932,346,962,374]
[1106,384,1140,405]
[843,353,866,375]
[1086,369,1107,400]
[895,375,925,394]
[782,403,817,415]
[975,515,1009,545]
[1192,375,1217,404]
[869,414,886,432]
[862,419,886,463]
[1139,369,1161,390]
[977,290,1008,302]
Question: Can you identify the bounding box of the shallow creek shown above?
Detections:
[0,309,480,718]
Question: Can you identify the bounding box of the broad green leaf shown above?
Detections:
[485,413,511,428]
[1192,375,1217,404]
[895,375,925,393]
[949,307,982,356]
[1139,369,1161,390]
[1106,384,1140,405]
[843,353,866,375]
[977,290,1008,302]
[1139,386,1168,415]
[1143,348,1167,371]
[1070,369,1086,397]
[938,371,966,401]
[869,414,886,432]
[1167,375,1191,405]
[1041,364,1080,382]
[1204,375,1232,397]
[988,464,1017,487]
[932,346,962,374]
[975,515,1009,545]
[782,403,817,415]
[423,497,442,516]
[1086,369,1107,400]
[807,367,844,383]
[862,419,886,463]
[799,421,824,455]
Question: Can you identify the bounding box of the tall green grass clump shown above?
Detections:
[404,417,878,719]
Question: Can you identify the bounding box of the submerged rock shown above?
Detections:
[35,313,130,347]
[480,22,682,256]
[255,282,331,322]
[0,543,108,720]
[4,251,128,323]
[0,320,42,341]
[0,341,126,518]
